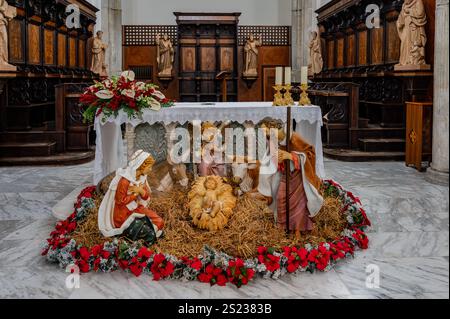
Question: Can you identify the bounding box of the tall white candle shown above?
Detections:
[284,67,292,85]
[301,66,308,84]
[275,67,283,85]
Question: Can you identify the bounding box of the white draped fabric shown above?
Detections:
[93,102,325,184]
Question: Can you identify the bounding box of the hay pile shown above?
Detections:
[71,185,346,259]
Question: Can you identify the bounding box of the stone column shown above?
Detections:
[291,0,302,80]
[99,0,123,76]
[291,0,324,82]
[427,0,449,185]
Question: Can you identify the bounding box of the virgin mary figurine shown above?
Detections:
[98,150,164,241]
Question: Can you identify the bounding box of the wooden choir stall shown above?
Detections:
[310,0,435,163]
[0,0,98,165]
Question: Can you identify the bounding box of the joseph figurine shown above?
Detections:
[396,0,428,68]
[257,119,324,239]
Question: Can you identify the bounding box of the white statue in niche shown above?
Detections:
[156,34,174,77]
[91,30,109,77]
[243,34,261,77]
[308,31,323,75]
[395,0,430,70]
[0,0,17,71]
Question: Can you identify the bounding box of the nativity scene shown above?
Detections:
[0,0,447,301]
[41,69,371,286]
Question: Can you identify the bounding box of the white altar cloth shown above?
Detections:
[94,102,325,184]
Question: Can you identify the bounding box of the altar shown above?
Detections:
[93,102,325,184]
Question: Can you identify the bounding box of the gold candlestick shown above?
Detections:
[299,83,311,106]
[273,85,285,106]
[284,84,294,106]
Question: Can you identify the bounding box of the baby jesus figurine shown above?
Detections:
[201,177,224,218]
[188,176,237,231]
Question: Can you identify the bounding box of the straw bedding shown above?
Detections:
[72,184,346,259]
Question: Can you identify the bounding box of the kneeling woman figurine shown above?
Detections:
[98,150,164,244]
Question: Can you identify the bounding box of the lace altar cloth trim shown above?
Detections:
[95,102,323,127]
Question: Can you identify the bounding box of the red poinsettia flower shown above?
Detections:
[119,260,129,270]
[150,254,175,281]
[226,259,254,288]
[198,264,229,287]
[352,229,369,249]
[101,251,111,259]
[137,247,153,259]
[91,245,102,257]
[77,259,90,273]
[283,246,309,273]
[257,247,280,272]
[78,247,91,261]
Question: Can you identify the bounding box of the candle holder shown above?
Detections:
[273,85,285,106]
[299,83,311,106]
[283,84,295,106]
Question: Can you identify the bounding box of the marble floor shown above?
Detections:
[0,160,448,299]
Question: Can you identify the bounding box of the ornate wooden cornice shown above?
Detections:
[317,0,403,23]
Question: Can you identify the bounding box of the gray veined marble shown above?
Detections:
[0,160,448,299]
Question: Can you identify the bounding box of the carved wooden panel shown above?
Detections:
[386,20,400,63]
[200,47,216,72]
[327,40,335,69]
[262,67,276,101]
[44,29,55,65]
[347,33,355,66]
[69,37,77,67]
[58,33,67,66]
[358,30,367,66]
[370,27,384,65]
[78,39,86,68]
[336,37,345,68]
[181,47,196,72]
[8,19,23,63]
[28,23,41,64]
[220,47,234,71]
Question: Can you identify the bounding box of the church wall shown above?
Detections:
[122,0,291,26]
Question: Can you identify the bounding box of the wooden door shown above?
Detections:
[176,13,240,102]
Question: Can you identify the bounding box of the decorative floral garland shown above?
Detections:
[42,180,371,288]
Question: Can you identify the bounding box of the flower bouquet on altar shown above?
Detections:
[80,70,175,123]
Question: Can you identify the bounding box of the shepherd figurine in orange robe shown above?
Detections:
[98,150,164,239]
[257,118,324,239]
